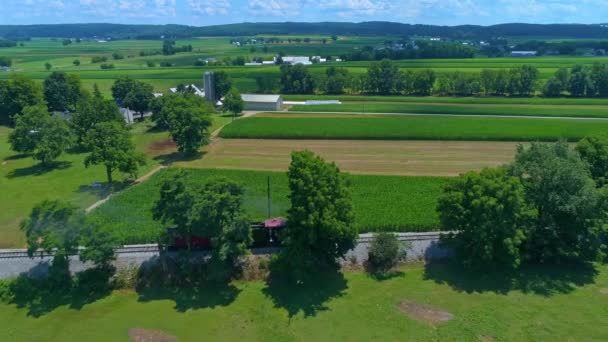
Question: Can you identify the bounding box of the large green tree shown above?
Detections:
[0,74,45,125]
[438,168,530,269]
[84,121,145,184]
[153,173,252,279]
[280,65,315,94]
[222,88,244,117]
[213,71,233,100]
[576,134,608,187]
[9,105,72,166]
[164,97,213,155]
[21,200,116,268]
[365,59,399,95]
[43,72,83,112]
[509,141,606,262]
[111,76,137,104]
[122,82,154,120]
[323,67,349,95]
[276,151,357,280]
[70,95,124,146]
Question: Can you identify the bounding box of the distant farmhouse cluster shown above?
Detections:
[120,72,284,124]
[245,55,335,66]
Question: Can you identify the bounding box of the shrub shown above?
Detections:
[100,63,115,69]
[91,56,108,63]
[368,232,401,272]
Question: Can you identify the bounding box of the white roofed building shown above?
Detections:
[241,94,283,111]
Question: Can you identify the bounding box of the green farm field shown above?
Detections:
[1,262,607,341]
[289,103,608,118]
[3,38,608,95]
[220,113,608,142]
[89,168,447,244]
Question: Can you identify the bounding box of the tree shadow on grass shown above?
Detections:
[5,161,72,178]
[262,268,348,319]
[153,151,204,165]
[3,153,29,161]
[76,180,130,200]
[6,264,115,318]
[135,256,240,312]
[423,260,598,297]
[368,270,406,282]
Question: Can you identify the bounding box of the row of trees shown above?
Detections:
[439,138,608,268]
[8,89,146,183]
[340,41,475,61]
[278,60,608,98]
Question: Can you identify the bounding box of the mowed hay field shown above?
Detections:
[90,168,448,244]
[180,139,519,176]
[220,113,608,142]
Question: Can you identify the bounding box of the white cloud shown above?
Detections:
[187,0,231,15]
[78,0,176,18]
[249,0,297,16]
[319,0,392,17]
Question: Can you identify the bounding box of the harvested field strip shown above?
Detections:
[179,139,519,176]
[289,103,608,118]
[220,114,608,142]
[89,168,448,244]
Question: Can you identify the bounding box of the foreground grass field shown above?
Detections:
[90,168,447,244]
[289,102,608,118]
[186,139,518,176]
[220,113,608,142]
[1,263,606,341]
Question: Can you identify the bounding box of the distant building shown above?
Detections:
[0,66,10,72]
[511,51,537,57]
[279,56,312,65]
[169,84,205,97]
[242,94,283,111]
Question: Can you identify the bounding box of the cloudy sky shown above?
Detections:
[2,0,607,26]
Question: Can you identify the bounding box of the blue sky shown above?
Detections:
[1,0,607,26]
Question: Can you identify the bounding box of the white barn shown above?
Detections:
[242,94,283,111]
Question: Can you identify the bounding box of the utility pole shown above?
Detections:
[267,176,271,218]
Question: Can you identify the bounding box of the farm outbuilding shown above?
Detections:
[242,94,283,111]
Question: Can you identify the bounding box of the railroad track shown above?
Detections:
[0,233,450,259]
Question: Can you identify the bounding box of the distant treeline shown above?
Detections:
[0,39,17,48]
[2,22,608,40]
[272,60,608,98]
[341,41,475,61]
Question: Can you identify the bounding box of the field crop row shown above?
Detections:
[289,103,608,118]
[90,168,447,244]
[220,114,608,141]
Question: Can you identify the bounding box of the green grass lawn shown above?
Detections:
[289,103,608,118]
[220,113,608,142]
[89,168,447,244]
[1,262,606,341]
